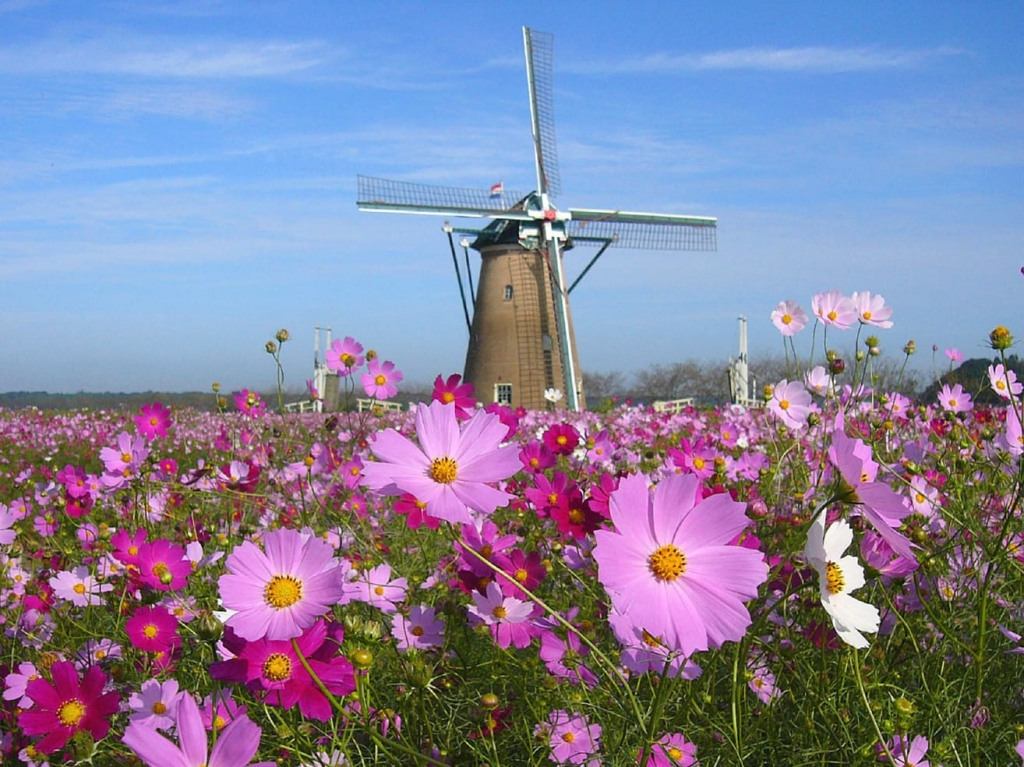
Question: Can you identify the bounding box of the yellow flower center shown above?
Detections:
[779,399,790,411]
[997,380,1006,390]
[152,701,167,715]
[568,507,585,525]
[57,698,86,727]
[121,452,132,463]
[915,493,926,504]
[264,575,303,609]
[693,457,705,470]
[781,313,792,325]
[827,310,837,321]
[374,585,385,596]
[262,653,292,681]
[375,374,387,386]
[492,605,507,620]
[562,732,576,743]
[213,715,227,730]
[151,562,169,579]
[429,457,458,484]
[442,391,455,403]
[556,435,568,446]
[668,747,684,760]
[73,583,87,595]
[825,561,845,595]
[862,311,872,320]
[648,544,687,581]
[641,629,663,648]
[515,568,529,584]
[411,625,424,636]
[341,352,355,366]
[143,623,159,639]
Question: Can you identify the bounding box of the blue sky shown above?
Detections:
[1,1,1021,393]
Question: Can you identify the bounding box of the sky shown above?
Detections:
[1,1,1021,394]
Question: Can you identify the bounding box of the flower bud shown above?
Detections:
[265,341,278,354]
[275,328,290,343]
[865,335,880,348]
[365,349,378,362]
[829,358,846,375]
[903,339,916,355]
[989,325,1013,350]
[351,648,374,669]
[194,610,224,641]
[212,381,221,393]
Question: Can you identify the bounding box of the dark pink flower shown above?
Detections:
[431,373,475,419]
[19,661,119,754]
[134,402,172,440]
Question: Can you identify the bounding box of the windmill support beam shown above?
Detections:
[545,234,580,411]
[444,225,473,333]
[567,239,613,295]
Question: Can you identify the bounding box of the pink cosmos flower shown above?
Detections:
[3,662,40,708]
[19,661,120,754]
[768,379,813,430]
[850,291,893,328]
[123,690,273,767]
[988,364,1022,399]
[361,400,522,526]
[811,290,857,329]
[593,473,768,658]
[134,402,172,440]
[0,503,17,545]
[770,299,808,336]
[49,566,113,607]
[938,382,973,413]
[128,678,183,730]
[944,347,963,363]
[218,527,344,642]
[829,418,916,562]
[391,605,445,651]
[886,734,930,767]
[468,581,539,649]
[1000,403,1023,456]
[642,732,698,766]
[537,709,602,765]
[543,423,581,456]
[804,366,833,397]
[325,336,364,376]
[361,358,403,400]
[354,563,408,614]
[432,373,476,419]
[233,389,267,418]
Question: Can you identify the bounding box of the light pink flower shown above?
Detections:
[988,364,1022,399]
[770,300,807,336]
[938,383,973,413]
[811,290,857,329]
[768,379,813,430]
[850,291,893,329]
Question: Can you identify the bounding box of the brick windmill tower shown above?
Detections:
[358,28,717,411]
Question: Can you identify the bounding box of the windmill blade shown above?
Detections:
[357,175,532,220]
[523,28,561,199]
[567,208,718,251]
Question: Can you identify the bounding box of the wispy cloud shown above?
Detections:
[564,45,965,75]
[0,34,331,78]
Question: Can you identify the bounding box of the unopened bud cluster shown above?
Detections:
[989,325,1013,351]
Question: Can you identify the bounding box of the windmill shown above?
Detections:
[357,27,717,412]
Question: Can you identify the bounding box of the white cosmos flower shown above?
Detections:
[804,513,880,649]
[544,388,564,403]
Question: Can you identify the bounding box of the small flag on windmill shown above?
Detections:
[489,182,503,200]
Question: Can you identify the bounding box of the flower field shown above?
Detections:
[1,299,1023,766]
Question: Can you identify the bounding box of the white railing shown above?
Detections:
[356,399,403,414]
[652,398,694,413]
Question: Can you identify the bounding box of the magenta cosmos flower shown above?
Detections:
[123,690,274,767]
[593,473,768,658]
[325,336,364,376]
[19,661,120,754]
[134,402,173,440]
[361,400,522,526]
[218,528,344,642]
[361,358,403,400]
[432,373,476,419]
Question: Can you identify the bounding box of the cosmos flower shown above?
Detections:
[361,358,403,400]
[829,418,916,563]
[803,513,880,649]
[988,364,1023,399]
[938,382,973,413]
[137,539,192,591]
[218,527,344,642]
[850,291,894,329]
[544,387,564,403]
[125,605,182,654]
[49,566,113,607]
[642,732,698,766]
[361,400,522,526]
[325,336,364,376]
[811,290,857,329]
[768,379,813,430]
[431,373,476,419]
[128,678,183,730]
[468,581,539,649]
[19,661,120,754]
[593,472,768,658]
[123,690,273,767]
[886,734,930,767]
[134,402,172,440]
[391,605,445,651]
[770,299,808,336]
[537,709,602,766]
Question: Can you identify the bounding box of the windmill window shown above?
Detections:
[504,285,513,301]
[495,383,513,406]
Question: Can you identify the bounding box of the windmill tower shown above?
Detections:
[357,28,717,412]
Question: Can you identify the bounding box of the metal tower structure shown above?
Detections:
[357,28,717,411]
